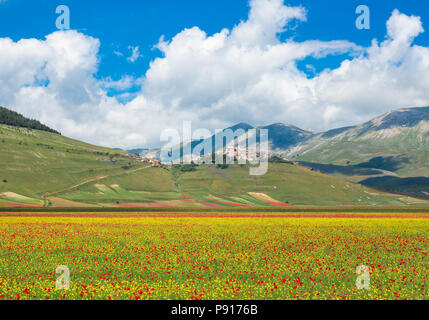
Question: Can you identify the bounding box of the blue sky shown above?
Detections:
[1,0,429,148]
[1,0,428,81]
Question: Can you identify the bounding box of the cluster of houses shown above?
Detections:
[125,153,161,166]
[111,143,271,166]
[140,157,161,166]
[216,145,268,161]
[189,145,269,164]
[96,153,160,166]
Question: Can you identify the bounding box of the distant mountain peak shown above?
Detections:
[226,122,254,131]
[286,105,429,178]
[366,106,429,131]
[263,123,313,133]
[412,106,429,114]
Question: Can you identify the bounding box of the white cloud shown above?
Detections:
[127,46,142,63]
[0,0,429,149]
[101,75,141,91]
[313,10,429,127]
[229,0,307,47]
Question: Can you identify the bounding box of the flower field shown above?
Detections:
[0,215,428,300]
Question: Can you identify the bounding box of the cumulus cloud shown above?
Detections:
[314,10,429,127]
[229,0,307,47]
[0,0,429,149]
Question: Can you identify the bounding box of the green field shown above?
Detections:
[0,213,427,300]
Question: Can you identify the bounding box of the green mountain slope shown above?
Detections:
[0,106,60,134]
[173,163,411,206]
[287,107,429,177]
[60,162,421,207]
[0,123,147,203]
[262,123,314,151]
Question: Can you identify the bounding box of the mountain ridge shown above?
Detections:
[0,106,60,135]
[286,106,429,176]
[146,106,428,170]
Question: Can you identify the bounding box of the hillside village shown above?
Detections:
[96,152,161,166]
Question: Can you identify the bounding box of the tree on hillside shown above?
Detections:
[0,106,61,134]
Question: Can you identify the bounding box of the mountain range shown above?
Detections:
[147,107,428,164]
[0,105,428,207]
[287,107,429,174]
[142,106,429,199]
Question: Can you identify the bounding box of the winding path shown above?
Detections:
[44,165,153,201]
